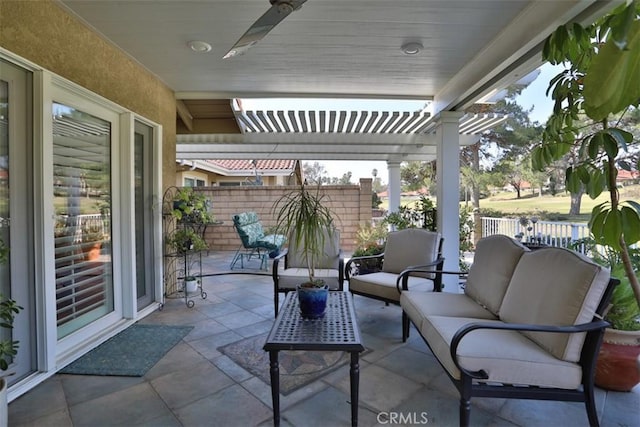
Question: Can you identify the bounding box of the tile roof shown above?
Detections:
[206,159,296,171]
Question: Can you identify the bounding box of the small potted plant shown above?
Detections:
[168,228,208,254]
[81,224,105,261]
[171,187,214,224]
[183,275,199,294]
[272,183,336,318]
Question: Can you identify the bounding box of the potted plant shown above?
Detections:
[81,224,105,261]
[168,228,208,255]
[350,221,387,275]
[535,1,640,390]
[272,183,336,318]
[0,236,23,425]
[183,275,199,294]
[171,187,214,224]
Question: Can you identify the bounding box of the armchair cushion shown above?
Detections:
[382,229,441,279]
[420,315,583,388]
[464,235,529,316]
[500,248,610,362]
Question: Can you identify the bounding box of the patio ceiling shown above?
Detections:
[59,0,619,162]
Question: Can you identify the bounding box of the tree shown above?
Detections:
[400,161,434,192]
[338,171,353,185]
[302,161,327,184]
[462,94,544,241]
[534,1,640,311]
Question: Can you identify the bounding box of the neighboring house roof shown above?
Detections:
[176,159,298,177]
[617,169,639,181]
[207,159,296,172]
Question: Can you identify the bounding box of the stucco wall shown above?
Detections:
[0,0,177,189]
[191,178,373,253]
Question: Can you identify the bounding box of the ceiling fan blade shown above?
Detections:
[223,0,308,59]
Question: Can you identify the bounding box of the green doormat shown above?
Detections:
[60,324,193,377]
[219,333,355,395]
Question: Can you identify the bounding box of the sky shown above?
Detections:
[315,62,563,183]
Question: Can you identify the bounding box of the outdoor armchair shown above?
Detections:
[271,227,344,317]
[345,228,443,338]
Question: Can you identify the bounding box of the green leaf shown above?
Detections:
[587,133,602,160]
[602,209,623,250]
[626,199,640,214]
[602,132,619,159]
[577,166,591,184]
[566,167,581,193]
[610,1,637,50]
[586,169,605,199]
[621,206,640,244]
[589,204,609,240]
[584,20,640,120]
[604,127,632,152]
[619,160,632,171]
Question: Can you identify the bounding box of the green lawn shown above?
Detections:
[381,184,640,223]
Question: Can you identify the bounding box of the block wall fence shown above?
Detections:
[191,178,373,253]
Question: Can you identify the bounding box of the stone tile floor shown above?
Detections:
[9,251,640,426]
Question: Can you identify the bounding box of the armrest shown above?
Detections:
[395,257,446,293]
[345,253,385,280]
[449,319,611,380]
[271,247,289,282]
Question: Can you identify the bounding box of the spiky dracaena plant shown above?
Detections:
[272,183,336,286]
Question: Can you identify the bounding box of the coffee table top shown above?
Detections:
[264,291,365,352]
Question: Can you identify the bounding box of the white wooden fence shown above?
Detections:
[481,217,590,251]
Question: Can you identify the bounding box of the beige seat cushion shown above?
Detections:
[421,315,583,389]
[400,291,497,331]
[276,268,342,290]
[383,229,441,279]
[350,272,433,302]
[464,235,529,316]
[500,247,610,362]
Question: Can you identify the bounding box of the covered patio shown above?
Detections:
[9,251,640,426]
[1,1,637,424]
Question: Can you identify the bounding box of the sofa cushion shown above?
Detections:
[499,247,610,362]
[421,315,583,389]
[382,229,441,278]
[350,272,433,302]
[464,235,528,316]
[400,291,497,332]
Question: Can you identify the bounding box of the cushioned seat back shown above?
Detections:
[499,247,610,362]
[382,229,441,277]
[464,235,529,316]
[287,228,340,270]
[232,212,265,248]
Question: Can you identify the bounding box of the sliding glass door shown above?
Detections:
[52,103,114,339]
[0,59,35,383]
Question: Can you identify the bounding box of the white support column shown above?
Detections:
[387,161,402,214]
[436,112,463,292]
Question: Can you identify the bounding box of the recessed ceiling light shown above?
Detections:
[401,42,423,55]
[188,40,212,53]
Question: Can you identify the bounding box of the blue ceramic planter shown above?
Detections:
[297,284,329,319]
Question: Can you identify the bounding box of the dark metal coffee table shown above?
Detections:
[263,291,365,426]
